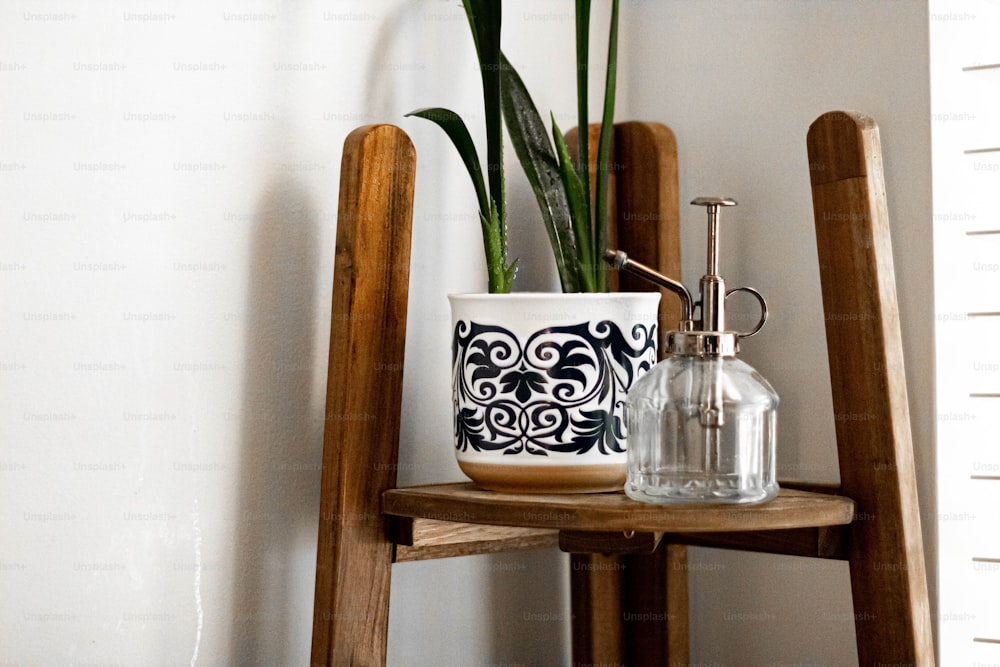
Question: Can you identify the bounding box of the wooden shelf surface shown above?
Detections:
[383,483,855,534]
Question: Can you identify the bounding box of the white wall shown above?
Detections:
[0,1,572,663]
[0,1,935,665]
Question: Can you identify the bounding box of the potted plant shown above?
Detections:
[408,0,659,493]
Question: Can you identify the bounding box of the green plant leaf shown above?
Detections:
[462,0,505,233]
[593,0,619,292]
[406,107,490,219]
[481,199,516,293]
[499,53,580,293]
[553,117,596,293]
[575,0,592,215]
[407,107,511,293]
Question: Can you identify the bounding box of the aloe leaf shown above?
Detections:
[462,0,504,231]
[481,199,516,293]
[406,107,490,218]
[575,0,592,215]
[593,0,619,292]
[499,53,580,293]
[553,117,596,293]
[408,107,511,292]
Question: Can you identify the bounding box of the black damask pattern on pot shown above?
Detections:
[452,320,657,457]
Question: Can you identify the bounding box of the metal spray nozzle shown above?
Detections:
[604,196,768,345]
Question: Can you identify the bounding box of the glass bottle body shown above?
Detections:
[625,354,778,504]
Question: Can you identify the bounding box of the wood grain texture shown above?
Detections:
[807,110,934,666]
[310,125,415,667]
[620,546,689,666]
[661,544,690,667]
[567,546,689,667]
[570,552,626,663]
[382,483,855,533]
[389,518,558,562]
[559,529,664,555]
[664,526,848,560]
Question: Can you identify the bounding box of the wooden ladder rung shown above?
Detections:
[390,517,558,562]
[664,526,848,560]
[388,517,848,560]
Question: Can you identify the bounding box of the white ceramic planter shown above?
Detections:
[449,292,660,493]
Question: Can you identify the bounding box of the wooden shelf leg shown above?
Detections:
[571,553,626,664]
[310,124,415,666]
[570,545,689,666]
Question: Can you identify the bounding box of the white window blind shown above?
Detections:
[931,1,1000,663]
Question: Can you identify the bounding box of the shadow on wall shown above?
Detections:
[229,176,322,662]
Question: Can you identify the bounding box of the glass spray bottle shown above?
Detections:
[606,197,778,504]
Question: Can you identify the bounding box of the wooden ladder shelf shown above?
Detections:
[310,114,934,667]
